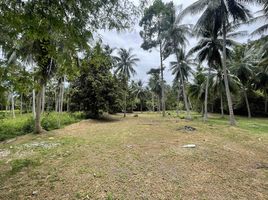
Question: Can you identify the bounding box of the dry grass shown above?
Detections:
[0,113,267,200]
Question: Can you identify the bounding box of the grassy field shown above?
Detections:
[0,112,267,199]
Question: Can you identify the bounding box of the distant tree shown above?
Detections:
[71,44,121,118]
[114,48,139,117]
[139,0,172,117]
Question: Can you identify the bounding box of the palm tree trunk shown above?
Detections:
[176,84,181,117]
[20,94,23,115]
[222,18,236,125]
[204,68,211,121]
[124,90,127,117]
[55,89,58,112]
[41,85,45,113]
[34,84,44,134]
[243,87,251,118]
[175,51,191,119]
[11,92,15,118]
[32,89,36,119]
[220,91,224,118]
[159,42,165,117]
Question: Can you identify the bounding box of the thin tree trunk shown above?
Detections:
[243,87,251,118]
[20,94,23,115]
[60,76,65,113]
[34,84,44,134]
[67,86,70,112]
[55,88,58,112]
[204,68,211,122]
[222,18,236,125]
[220,91,224,118]
[32,89,36,119]
[176,84,181,117]
[265,91,267,113]
[158,96,161,112]
[175,51,191,119]
[124,90,127,117]
[41,85,45,113]
[159,42,165,117]
[152,92,154,112]
[11,92,15,118]
[140,100,143,113]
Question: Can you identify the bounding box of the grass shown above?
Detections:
[0,112,267,199]
[0,112,85,141]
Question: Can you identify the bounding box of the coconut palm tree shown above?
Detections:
[181,0,252,125]
[189,25,240,121]
[170,49,195,119]
[133,80,146,112]
[163,3,192,119]
[114,48,139,117]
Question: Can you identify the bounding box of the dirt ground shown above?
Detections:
[0,113,268,200]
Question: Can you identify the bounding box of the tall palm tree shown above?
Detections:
[114,48,139,117]
[163,3,192,119]
[230,45,255,118]
[170,49,195,119]
[189,26,239,121]
[181,0,252,125]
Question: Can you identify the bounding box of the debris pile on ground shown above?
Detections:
[133,114,138,117]
[177,126,197,132]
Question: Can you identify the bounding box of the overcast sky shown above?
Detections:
[98,0,262,85]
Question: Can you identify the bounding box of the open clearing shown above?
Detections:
[0,113,268,200]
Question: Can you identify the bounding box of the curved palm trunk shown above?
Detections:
[204,68,211,121]
[175,51,191,119]
[20,94,23,115]
[243,87,251,118]
[160,42,165,117]
[222,19,236,125]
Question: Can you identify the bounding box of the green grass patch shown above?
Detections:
[10,158,40,174]
[0,112,85,141]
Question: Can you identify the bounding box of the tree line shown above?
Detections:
[0,0,267,134]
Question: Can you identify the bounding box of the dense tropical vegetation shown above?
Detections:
[0,0,267,140]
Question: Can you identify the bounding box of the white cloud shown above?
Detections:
[98,0,264,84]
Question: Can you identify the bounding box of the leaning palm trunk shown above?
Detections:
[175,51,191,119]
[243,87,251,118]
[160,42,165,117]
[222,19,236,125]
[34,84,44,133]
[204,68,211,121]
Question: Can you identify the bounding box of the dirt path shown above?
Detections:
[0,114,267,199]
